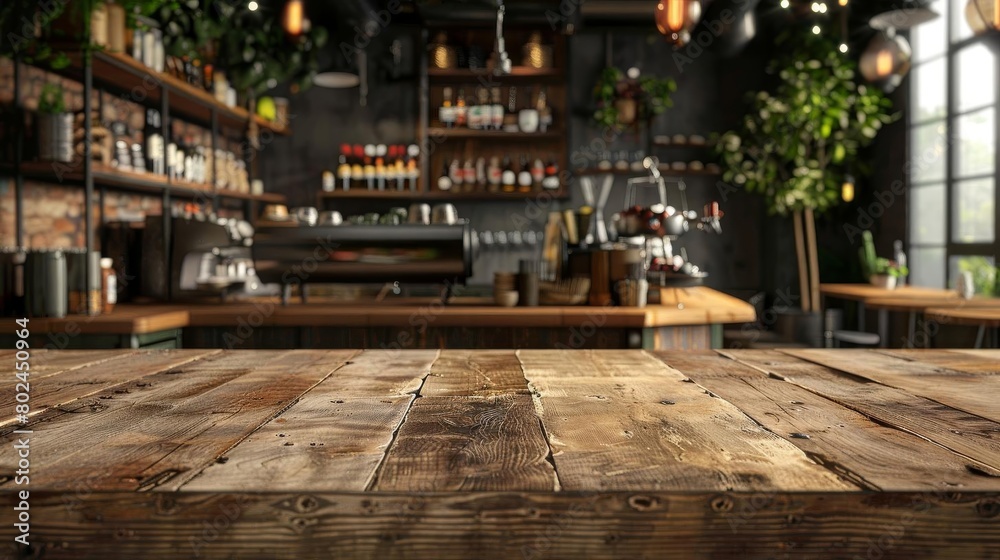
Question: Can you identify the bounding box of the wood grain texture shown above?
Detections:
[654,351,1000,491]
[878,349,1000,375]
[723,350,1000,476]
[0,349,218,426]
[420,350,529,397]
[5,491,999,560]
[20,349,128,379]
[517,350,853,492]
[0,305,190,334]
[315,350,439,397]
[865,297,1000,312]
[372,395,557,492]
[786,348,1000,424]
[0,351,349,489]
[184,396,413,492]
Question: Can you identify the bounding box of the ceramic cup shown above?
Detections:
[518,109,539,133]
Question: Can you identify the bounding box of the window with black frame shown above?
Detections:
[908,0,998,296]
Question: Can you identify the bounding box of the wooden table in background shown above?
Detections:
[926,307,1000,348]
[1,349,998,558]
[865,297,1000,348]
[820,284,960,347]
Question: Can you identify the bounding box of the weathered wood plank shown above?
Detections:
[420,350,529,397]
[20,349,129,379]
[372,395,557,491]
[517,350,853,492]
[879,349,1000,375]
[654,351,1000,491]
[723,350,1000,476]
[5,491,999,560]
[786,349,1000,424]
[513,349,670,378]
[313,349,440,397]
[0,351,325,488]
[0,349,218,426]
[183,396,412,492]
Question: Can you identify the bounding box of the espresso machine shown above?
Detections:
[142,214,262,301]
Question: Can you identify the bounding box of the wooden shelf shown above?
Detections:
[651,135,716,148]
[574,165,721,178]
[427,127,562,139]
[428,66,563,81]
[58,51,290,136]
[318,188,568,201]
[7,161,285,204]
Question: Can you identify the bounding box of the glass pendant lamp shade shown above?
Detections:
[283,0,305,37]
[860,28,912,92]
[655,0,703,46]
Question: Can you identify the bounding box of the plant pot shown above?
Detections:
[37,113,74,163]
[615,98,637,125]
[869,274,897,290]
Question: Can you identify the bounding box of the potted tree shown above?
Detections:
[36,83,74,163]
[592,67,676,130]
[717,30,897,339]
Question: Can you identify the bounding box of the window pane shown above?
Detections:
[913,58,947,121]
[952,178,996,243]
[910,120,947,183]
[909,247,947,288]
[953,0,973,44]
[956,44,996,112]
[912,8,947,62]
[954,108,995,177]
[948,255,997,295]
[909,184,947,244]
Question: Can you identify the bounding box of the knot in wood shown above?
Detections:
[296,495,320,513]
[710,495,734,513]
[976,499,1000,518]
[155,495,179,515]
[627,495,660,512]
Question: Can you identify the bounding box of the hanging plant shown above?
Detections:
[592,67,676,130]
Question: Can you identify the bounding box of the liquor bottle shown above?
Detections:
[504,87,518,131]
[439,87,456,128]
[375,155,386,191]
[475,157,487,189]
[517,155,533,193]
[501,156,516,193]
[337,144,352,190]
[463,158,476,192]
[536,87,552,133]
[468,87,484,130]
[437,160,453,191]
[490,87,504,131]
[487,156,502,193]
[531,158,545,190]
[455,88,468,128]
[363,147,376,190]
[144,108,164,175]
[406,144,420,191]
[448,158,463,188]
[543,158,560,190]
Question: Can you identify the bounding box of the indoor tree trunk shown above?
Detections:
[792,210,810,312]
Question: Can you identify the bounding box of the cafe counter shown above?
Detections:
[3,287,755,350]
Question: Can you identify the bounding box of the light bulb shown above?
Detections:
[780,0,790,8]
[839,42,849,53]
[248,1,258,11]
[812,25,822,34]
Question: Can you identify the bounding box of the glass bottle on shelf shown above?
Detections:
[490,87,504,131]
[536,87,553,132]
[503,87,518,131]
[448,158,462,188]
[462,158,476,192]
[455,88,468,128]
[439,87,456,128]
[531,158,545,190]
[543,158,561,190]
[487,156,502,193]
[475,156,487,189]
[517,155,533,193]
[437,160,453,191]
[501,156,516,193]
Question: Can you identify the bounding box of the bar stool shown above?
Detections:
[828,330,881,348]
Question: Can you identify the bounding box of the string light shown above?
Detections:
[780,0,790,8]
[812,25,822,34]
[839,42,849,53]
[248,1,258,10]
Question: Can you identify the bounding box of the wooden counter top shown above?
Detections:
[820,283,956,302]
[1,349,998,558]
[4,287,755,333]
[1,305,189,335]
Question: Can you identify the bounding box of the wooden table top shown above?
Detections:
[0,306,190,335]
[1,349,998,558]
[1,287,755,334]
[865,295,1000,312]
[820,283,957,302]
[926,306,1000,327]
